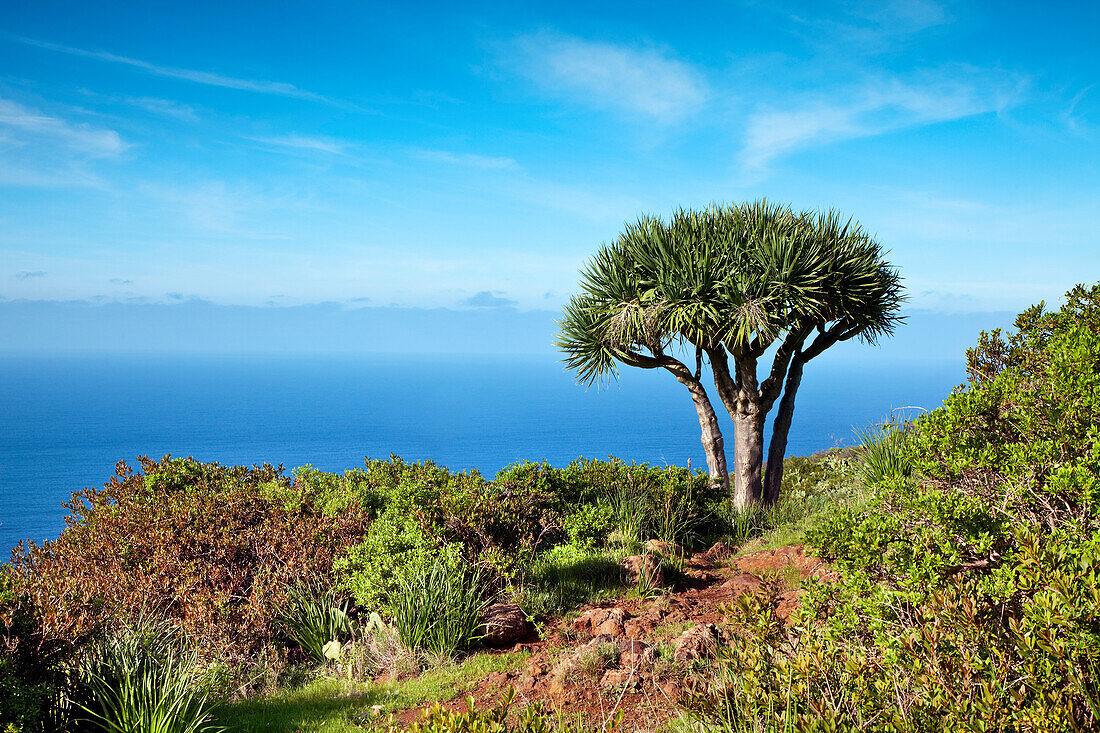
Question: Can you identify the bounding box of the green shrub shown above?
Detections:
[561,504,616,551]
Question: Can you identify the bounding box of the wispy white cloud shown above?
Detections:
[414,149,519,170]
[760,0,951,51]
[249,134,347,155]
[0,96,126,187]
[741,67,1024,171]
[0,97,126,157]
[17,36,334,104]
[1060,85,1094,134]
[125,96,200,122]
[511,33,708,124]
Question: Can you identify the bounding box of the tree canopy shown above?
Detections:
[558,200,905,507]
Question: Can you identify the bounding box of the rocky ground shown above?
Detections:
[390,544,837,731]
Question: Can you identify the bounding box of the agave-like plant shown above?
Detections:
[390,558,490,659]
[558,200,905,508]
[276,582,355,665]
[75,619,222,733]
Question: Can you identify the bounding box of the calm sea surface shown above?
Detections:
[0,352,962,555]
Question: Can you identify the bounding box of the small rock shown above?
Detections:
[673,623,723,662]
[618,639,652,669]
[600,669,636,688]
[645,540,685,557]
[621,554,665,587]
[525,659,546,677]
[721,572,764,596]
[595,607,628,636]
[480,602,529,646]
[573,608,610,631]
[485,671,510,686]
[701,541,734,562]
[664,608,687,624]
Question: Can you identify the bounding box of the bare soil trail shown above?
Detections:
[390,545,837,731]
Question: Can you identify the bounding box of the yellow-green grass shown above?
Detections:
[215,651,531,732]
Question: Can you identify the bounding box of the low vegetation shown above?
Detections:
[3,284,1098,732]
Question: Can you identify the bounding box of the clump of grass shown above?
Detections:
[338,623,420,681]
[277,582,355,665]
[76,618,223,733]
[856,418,914,488]
[603,491,647,555]
[390,558,491,659]
[514,545,628,618]
[575,641,620,678]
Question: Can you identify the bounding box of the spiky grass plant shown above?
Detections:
[856,419,913,488]
[603,490,647,554]
[76,619,222,733]
[277,582,355,665]
[390,558,491,660]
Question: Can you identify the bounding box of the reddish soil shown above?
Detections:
[390,544,834,731]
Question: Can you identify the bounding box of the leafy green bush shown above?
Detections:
[561,504,616,551]
[681,286,1100,732]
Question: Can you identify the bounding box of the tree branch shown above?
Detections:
[759,323,812,409]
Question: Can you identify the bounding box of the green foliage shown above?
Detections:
[514,545,627,618]
[390,558,491,658]
[276,584,355,666]
[557,201,904,385]
[726,450,860,550]
[562,504,616,551]
[75,619,222,733]
[855,419,913,488]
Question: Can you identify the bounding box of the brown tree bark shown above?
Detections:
[671,369,730,488]
[621,348,731,489]
[763,356,804,504]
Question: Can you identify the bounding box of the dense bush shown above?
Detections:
[7,456,371,669]
[1,570,70,733]
[684,285,1100,731]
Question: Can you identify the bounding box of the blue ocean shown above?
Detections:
[0,353,963,556]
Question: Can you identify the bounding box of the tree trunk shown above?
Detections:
[732,410,765,509]
[670,370,729,489]
[763,356,804,504]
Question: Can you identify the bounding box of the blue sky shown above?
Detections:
[1,0,1097,320]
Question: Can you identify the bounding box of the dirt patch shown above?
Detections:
[387,545,830,731]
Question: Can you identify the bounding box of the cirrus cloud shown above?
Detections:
[510,32,709,124]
